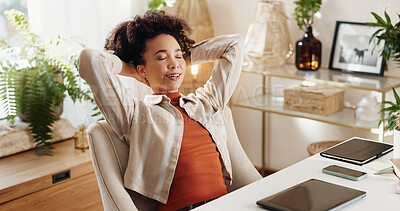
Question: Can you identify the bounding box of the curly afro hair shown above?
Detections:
[104,10,195,67]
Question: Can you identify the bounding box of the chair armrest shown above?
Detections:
[87,122,139,211]
[223,107,262,192]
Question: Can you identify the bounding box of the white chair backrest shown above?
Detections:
[87,106,261,211]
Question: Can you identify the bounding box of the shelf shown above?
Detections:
[242,63,400,92]
[235,94,379,131]
[235,62,396,172]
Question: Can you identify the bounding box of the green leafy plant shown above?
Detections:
[379,88,400,131]
[147,0,176,10]
[366,11,400,66]
[293,0,322,30]
[367,11,400,130]
[0,9,100,155]
[148,0,167,10]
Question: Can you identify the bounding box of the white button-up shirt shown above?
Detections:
[78,34,244,203]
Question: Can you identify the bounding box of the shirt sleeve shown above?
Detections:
[190,34,244,109]
[77,48,134,139]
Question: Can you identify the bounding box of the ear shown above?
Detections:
[136,65,147,78]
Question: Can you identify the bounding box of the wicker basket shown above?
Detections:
[284,86,345,116]
[307,140,342,156]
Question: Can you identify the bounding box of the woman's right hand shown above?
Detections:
[120,60,150,87]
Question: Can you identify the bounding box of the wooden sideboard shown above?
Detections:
[0,139,103,210]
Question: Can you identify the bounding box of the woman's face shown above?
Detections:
[137,34,186,94]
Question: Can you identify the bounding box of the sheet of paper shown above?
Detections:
[363,161,393,174]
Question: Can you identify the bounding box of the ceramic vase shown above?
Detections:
[244,0,293,67]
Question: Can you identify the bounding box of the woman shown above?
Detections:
[78,10,245,210]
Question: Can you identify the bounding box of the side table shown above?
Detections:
[0,139,103,210]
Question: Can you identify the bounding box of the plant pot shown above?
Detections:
[16,72,64,122]
[394,129,400,158]
[17,103,63,122]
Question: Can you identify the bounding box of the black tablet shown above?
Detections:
[256,179,366,211]
[320,137,393,165]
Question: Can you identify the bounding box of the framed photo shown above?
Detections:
[329,21,385,76]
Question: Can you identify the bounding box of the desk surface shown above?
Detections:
[199,152,400,210]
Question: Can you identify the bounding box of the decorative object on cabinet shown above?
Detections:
[0,118,77,158]
[354,94,380,121]
[74,125,89,151]
[293,0,322,71]
[283,86,344,115]
[175,0,215,94]
[244,0,293,68]
[329,21,386,76]
[0,10,100,155]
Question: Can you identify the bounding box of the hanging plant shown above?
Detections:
[0,9,101,155]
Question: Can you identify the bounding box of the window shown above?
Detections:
[0,0,27,119]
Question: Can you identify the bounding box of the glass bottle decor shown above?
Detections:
[244,0,293,68]
[295,26,322,71]
[74,124,89,151]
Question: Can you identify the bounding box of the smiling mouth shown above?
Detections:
[165,73,181,80]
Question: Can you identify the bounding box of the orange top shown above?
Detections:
[158,92,227,211]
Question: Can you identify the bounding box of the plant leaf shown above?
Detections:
[393,88,400,105]
[384,11,392,26]
[371,12,386,25]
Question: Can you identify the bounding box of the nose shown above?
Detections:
[168,59,180,70]
[168,63,179,70]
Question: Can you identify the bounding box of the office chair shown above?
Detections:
[87,107,262,211]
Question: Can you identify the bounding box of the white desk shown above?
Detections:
[198,152,400,210]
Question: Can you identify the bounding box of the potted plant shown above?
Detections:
[378,87,400,158]
[367,11,400,157]
[147,0,175,10]
[367,11,400,67]
[0,10,99,155]
[293,0,322,71]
